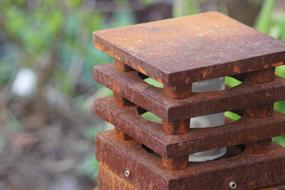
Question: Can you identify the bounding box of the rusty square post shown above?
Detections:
[93,12,285,190]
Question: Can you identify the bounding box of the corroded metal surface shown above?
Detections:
[94,63,285,121]
[96,131,285,190]
[244,69,274,155]
[99,164,137,190]
[93,12,285,86]
[94,97,285,159]
[260,184,285,190]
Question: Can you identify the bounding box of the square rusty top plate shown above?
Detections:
[93,12,285,86]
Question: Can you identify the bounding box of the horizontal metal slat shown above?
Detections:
[94,63,285,121]
[94,97,285,158]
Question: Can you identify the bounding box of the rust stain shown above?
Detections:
[99,163,137,190]
[233,66,241,73]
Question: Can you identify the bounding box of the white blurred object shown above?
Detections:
[11,68,38,97]
[189,77,226,162]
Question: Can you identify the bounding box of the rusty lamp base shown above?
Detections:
[99,164,136,190]
[97,131,285,190]
[99,165,285,190]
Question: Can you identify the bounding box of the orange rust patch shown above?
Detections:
[136,66,147,75]
[201,71,208,78]
[99,163,137,190]
[233,66,241,73]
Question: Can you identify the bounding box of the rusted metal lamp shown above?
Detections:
[93,12,285,190]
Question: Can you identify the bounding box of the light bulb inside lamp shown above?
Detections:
[189,77,226,162]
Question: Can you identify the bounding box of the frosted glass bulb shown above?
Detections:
[189,77,226,162]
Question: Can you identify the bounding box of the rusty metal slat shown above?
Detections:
[163,84,192,99]
[93,12,285,86]
[94,63,285,121]
[94,97,285,158]
[96,131,285,190]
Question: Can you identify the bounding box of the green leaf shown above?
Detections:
[275,65,285,78]
[144,78,163,88]
[224,111,241,121]
[273,136,285,147]
[141,112,162,123]
[225,76,242,88]
[275,101,285,114]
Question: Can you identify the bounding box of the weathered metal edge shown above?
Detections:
[93,34,166,83]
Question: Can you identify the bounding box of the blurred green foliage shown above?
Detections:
[0,0,116,92]
[0,0,135,180]
[78,154,99,179]
[173,0,198,17]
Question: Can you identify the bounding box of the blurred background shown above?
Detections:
[0,0,285,189]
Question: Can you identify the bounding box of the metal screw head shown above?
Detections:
[229,181,237,189]
[124,169,130,178]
